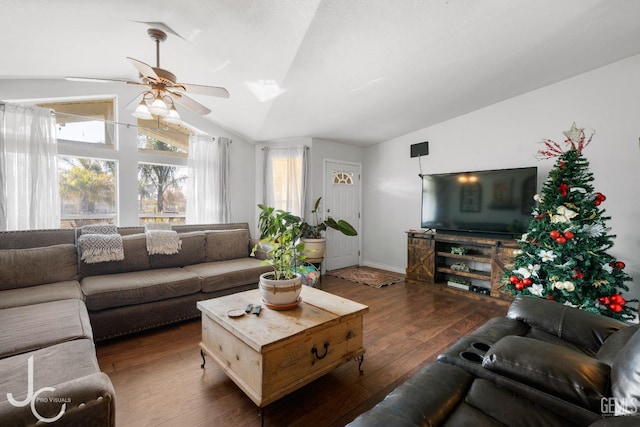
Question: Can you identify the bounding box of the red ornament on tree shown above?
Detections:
[558,183,568,197]
[549,230,561,239]
[564,231,574,239]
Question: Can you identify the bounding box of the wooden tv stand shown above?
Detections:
[406,231,520,301]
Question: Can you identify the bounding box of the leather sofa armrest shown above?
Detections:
[483,335,610,413]
[346,362,474,426]
[507,295,627,353]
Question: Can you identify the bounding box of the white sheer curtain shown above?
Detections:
[263,146,307,217]
[0,102,59,231]
[186,135,230,224]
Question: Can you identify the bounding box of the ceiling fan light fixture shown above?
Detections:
[132,99,153,120]
[164,104,181,125]
[149,95,169,116]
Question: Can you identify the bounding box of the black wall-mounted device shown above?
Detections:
[410,141,429,158]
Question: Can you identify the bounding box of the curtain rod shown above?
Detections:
[54,111,196,138]
[1,100,215,139]
[261,145,309,150]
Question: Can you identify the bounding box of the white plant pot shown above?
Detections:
[302,237,326,263]
[259,272,303,306]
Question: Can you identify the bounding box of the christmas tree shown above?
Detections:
[502,123,635,321]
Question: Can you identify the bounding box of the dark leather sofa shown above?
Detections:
[347,295,640,426]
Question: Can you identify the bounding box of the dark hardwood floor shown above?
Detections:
[96,274,509,427]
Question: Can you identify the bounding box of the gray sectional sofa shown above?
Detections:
[0,222,271,426]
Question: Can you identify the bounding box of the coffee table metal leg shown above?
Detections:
[200,349,206,369]
[356,354,364,373]
[257,406,265,427]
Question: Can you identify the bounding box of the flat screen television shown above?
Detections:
[421,166,537,237]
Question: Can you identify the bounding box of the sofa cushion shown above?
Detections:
[482,335,610,413]
[205,229,250,261]
[611,328,640,415]
[0,299,93,358]
[464,378,579,427]
[79,233,150,277]
[184,258,271,293]
[0,339,114,426]
[0,280,83,309]
[507,295,626,354]
[81,268,201,311]
[149,231,206,269]
[0,244,78,290]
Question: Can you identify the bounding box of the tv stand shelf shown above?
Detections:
[435,252,490,263]
[406,231,520,301]
[436,266,491,281]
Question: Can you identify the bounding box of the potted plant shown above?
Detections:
[447,276,471,291]
[252,204,305,307]
[300,197,358,262]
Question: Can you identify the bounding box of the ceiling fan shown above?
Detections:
[67,28,229,123]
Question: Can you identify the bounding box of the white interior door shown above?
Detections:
[324,160,361,270]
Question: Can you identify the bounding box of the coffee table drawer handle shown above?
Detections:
[311,342,330,360]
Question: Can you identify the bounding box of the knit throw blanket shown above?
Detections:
[145,223,182,255]
[78,224,124,264]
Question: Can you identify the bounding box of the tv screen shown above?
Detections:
[421,166,537,236]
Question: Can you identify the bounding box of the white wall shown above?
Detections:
[0,79,257,230]
[363,54,640,301]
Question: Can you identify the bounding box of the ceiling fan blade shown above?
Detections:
[169,91,211,115]
[127,57,158,80]
[177,83,230,98]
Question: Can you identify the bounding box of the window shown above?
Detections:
[137,120,191,154]
[263,146,307,217]
[138,162,188,224]
[59,156,117,228]
[29,96,215,228]
[39,99,115,146]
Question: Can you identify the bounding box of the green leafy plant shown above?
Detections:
[252,204,305,280]
[300,197,358,238]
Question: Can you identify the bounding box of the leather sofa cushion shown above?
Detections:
[464,378,580,427]
[149,231,206,268]
[611,328,640,415]
[0,280,83,309]
[81,268,201,311]
[205,229,250,261]
[0,339,114,426]
[483,335,610,412]
[507,295,626,354]
[467,316,530,343]
[0,244,78,290]
[184,258,271,293]
[0,299,93,358]
[79,233,150,277]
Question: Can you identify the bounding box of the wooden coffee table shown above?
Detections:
[197,286,368,408]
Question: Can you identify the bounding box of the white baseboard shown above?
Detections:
[360,261,405,275]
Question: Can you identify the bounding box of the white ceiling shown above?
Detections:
[2,0,640,146]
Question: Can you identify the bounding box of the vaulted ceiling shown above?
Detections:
[2,0,640,146]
